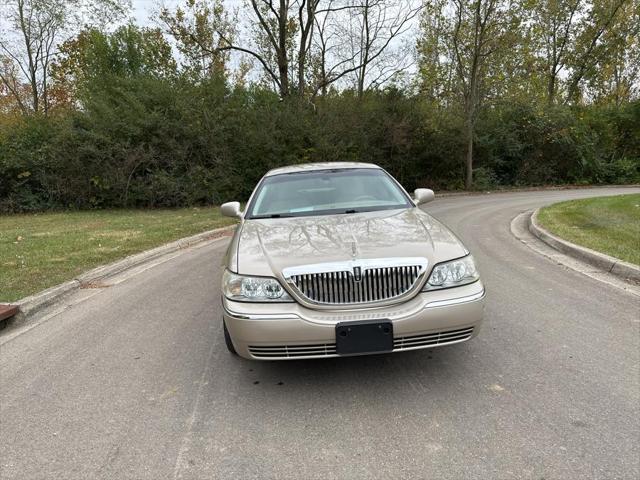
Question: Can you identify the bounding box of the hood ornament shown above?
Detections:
[351,241,357,258]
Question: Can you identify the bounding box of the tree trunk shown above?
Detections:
[30,75,39,113]
[42,65,49,116]
[320,51,327,96]
[357,63,366,98]
[297,1,319,96]
[547,69,556,104]
[298,54,305,95]
[464,118,473,189]
[18,0,39,113]
[277,0,289,97]
[278,56,289,97]
[357,1,371,99]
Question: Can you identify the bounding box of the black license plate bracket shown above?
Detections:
[335,320,393,356]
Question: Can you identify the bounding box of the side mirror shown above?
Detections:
[413,188,435,206]
[220,201,243,219]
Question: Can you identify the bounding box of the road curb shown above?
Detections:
[528,209,640,284]
[435,183,639,198]
[11,224,237,323]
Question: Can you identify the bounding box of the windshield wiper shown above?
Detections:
[251,213,295,219]
[344,209,359,214]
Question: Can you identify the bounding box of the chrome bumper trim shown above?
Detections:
[223,288,485,321]
[223,304,299,320]
[424,289,485,308]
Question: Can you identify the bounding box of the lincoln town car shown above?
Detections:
[220,163,485,360]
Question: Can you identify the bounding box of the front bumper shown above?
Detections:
[222,281,485,360]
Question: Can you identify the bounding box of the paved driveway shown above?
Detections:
[1,188,639,479]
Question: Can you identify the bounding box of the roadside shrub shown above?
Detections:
[472,167,498,190]
[474,101,640,187]
[0,116,63,212]
[0,80,638,213]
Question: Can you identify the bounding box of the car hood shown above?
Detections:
[230,207,468,278]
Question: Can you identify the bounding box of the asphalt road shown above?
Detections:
[1,188,639,480]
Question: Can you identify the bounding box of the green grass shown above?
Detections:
[538,194,640,266]
[0,208,236,302]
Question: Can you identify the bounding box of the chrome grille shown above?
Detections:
[394,327,474,350]
[288,265,423,305]
[248,327,474,359]
[248,343,337,358]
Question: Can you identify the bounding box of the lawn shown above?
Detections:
[0,208,236,302]
[537,194,640,266]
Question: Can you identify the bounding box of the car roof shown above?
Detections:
[265,162,381,177]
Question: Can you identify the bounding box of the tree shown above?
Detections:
[159,0,323,97]
[528,0,631,104]
[309,0,421,98]
[0,0,128,115]
[160,0,421,98]
[230,0,323,96]
[583,0,640,105]
[0,55,29,114]
[343,0,421,97]
[564,0,629,103]
[158,0,235,80]
[295,0,322,95]
[451,0,510,189]
[51,25,177,102]
[246,0,298,96]
[418,0,517,188]
[530,0,583,104]
[417,0,457,105]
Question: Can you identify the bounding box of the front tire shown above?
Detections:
[223,320,238,355]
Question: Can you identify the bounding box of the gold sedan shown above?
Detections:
[220,162,485,360]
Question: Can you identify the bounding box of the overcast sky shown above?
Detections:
[0,0,419,91]
[131,0,166,25]
[131,0,250,26]
[128,0,420,88]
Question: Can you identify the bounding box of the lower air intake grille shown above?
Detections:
[248,343,337,358]
[393,327,474,350]
[248,327,474,359]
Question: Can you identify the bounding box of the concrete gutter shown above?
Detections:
[528,209,640,284]
[12,224,236,322]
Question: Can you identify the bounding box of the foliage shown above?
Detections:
[1,75,638,213]
[416,0,638,187]
[0,5,638,214]
[0,0,129,115]
[158,0,234,80]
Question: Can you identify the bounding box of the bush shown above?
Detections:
[474,101,640,187]
[0,78,638,213]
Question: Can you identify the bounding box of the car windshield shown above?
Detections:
[247,168,413,219]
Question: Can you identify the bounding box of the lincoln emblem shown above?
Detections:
[353,266,362,282]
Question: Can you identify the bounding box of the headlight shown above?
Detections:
[223,270,293,302]
[423,255,479,291]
